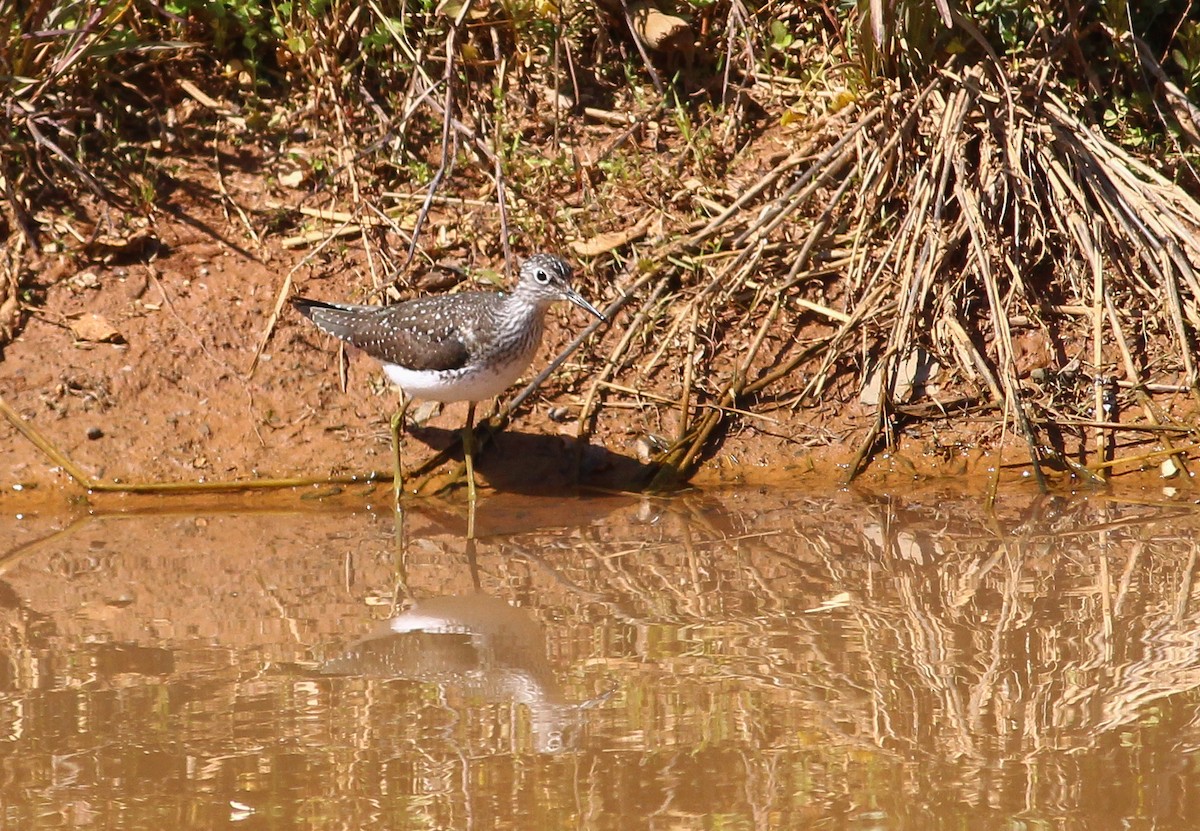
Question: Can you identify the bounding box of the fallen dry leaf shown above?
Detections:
[570,217,653,257]
[83,231,157,263]
[629,2,693,52]
[278,169,306,189]
[71,313,125,344]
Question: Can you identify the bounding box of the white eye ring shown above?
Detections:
[535,269,550,283]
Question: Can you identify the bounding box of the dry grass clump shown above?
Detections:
[580,4,1200,489]
[637,54,1200,486]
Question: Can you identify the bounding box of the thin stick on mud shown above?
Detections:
[1087,219,1109,475]
[677,304,699,443]
[0,394,389,495]
[251,217,357,374]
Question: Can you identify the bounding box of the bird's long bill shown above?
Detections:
[564,286,606,322]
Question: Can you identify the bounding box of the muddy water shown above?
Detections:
[2,488,1200,829]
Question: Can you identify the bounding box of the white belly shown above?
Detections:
[381,347,535,402]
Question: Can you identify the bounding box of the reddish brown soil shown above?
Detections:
[0,169,633,502]
[0,158,1185,511]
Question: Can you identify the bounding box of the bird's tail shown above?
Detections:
[291,296,373,342]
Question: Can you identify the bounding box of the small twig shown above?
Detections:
[380,192,493,207]
[619,0,664,96]
[251,218,357,374]
[677,304,698,442]
[1086,442,1200,473]
[281,224,372,249]
[593,380,780,424]
[270,202,418,225]
[212,125,260,244]
[1087,217,1109,474]
[578,269,669,436]
[492,97,513,273]
[404,2,472,269]
[1026,418,1196,433]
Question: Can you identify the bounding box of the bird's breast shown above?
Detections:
[381,319,544,402]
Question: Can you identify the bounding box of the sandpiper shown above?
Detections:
[291,253,605,502]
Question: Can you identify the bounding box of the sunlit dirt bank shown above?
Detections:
[1,181,1192,508]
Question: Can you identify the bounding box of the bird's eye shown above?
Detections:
[535,269,550,283]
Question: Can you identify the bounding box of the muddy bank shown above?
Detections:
[0,162,1192,507]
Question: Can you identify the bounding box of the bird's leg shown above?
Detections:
[477,398,501,444]
[462,401,478,505]
[391,394,411,507]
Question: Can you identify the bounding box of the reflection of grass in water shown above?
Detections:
[524,493,1200,819]
[1,491,1197,823]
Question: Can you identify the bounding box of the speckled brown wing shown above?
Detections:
[292,294,491,371]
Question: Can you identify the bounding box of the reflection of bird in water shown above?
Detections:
[321,595,602,754]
